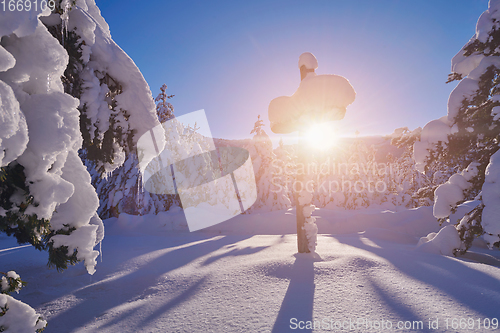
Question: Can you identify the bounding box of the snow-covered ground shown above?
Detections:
[2,206,500,333]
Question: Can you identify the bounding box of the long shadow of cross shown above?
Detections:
[271,253,321,333]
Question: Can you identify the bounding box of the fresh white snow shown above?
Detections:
[433,163,479,219]
[0,293,47,333]
[416,225,462,256]
[2,206,500,332]
[0,81,28,167]
[298,52,318,70]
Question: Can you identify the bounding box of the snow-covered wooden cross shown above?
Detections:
[268,52,356,253]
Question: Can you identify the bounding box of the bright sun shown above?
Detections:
[303,122,339,151]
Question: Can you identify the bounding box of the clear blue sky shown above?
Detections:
[96,0,487,145]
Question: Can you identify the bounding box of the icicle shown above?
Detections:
[137,171,143,215]
[99,241,102,263]
[61,0,71,45]
[46,74,50,93]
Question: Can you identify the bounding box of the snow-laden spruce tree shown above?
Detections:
[155,83,175,123]
[1,0,160,270]
[1,1,160,330]
[92,84,179,219]
[388,127,432,208]
[0,271,46,332]
[247,115,290,211]
[43,1,160,176]
[414,0,500,253]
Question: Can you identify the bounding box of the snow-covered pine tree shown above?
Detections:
[2,1,102,277]
[1,2,160,329]
[155,83,175,123]
[42,1,160,176]
[247,115,290,211]
[388,127,432,208]
[414,0,500,253]
[0,271,46,332]
[92,84,179,219]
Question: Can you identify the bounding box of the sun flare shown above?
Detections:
[303,122,339,151]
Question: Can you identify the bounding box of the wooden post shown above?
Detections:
[295,65,316,254]
[296,130,309,253]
